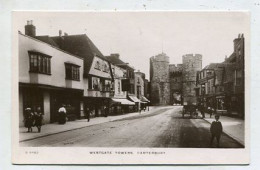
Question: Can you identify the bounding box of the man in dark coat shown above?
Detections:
[210,115,223,147]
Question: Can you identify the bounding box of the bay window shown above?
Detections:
[28,51,51,74]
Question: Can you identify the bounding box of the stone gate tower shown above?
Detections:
[150,53,171,105]
[182,54,202,105]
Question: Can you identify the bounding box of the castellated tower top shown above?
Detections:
[182,54,202,61]
[151,52,169,63]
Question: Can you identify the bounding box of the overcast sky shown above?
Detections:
[15,12,249,79]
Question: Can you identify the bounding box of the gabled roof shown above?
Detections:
[50,34,107,76]
[106,56,126,66]
[106,55,134,71]
[202,63,237,85]
[203,63,227,70]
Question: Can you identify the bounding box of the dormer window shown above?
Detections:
[95,61,101,70]
[103,63,109,72]
[65,62,80,81]
[137,77,140,84]
[28,51,51,75]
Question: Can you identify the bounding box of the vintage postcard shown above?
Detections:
[12,11,250,164]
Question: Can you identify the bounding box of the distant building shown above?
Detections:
[150,53,202,106]
[106,54,135,114]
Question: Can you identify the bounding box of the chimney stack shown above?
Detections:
[59,30,62,37]
[25,20,36,37]
[111,53,120,59]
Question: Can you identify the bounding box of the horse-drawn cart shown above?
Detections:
[182,96,198,118]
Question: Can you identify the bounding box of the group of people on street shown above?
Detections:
[24,107,43,133]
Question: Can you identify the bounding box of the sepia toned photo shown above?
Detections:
[12,11,250,164]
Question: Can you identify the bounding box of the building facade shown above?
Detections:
[19,31,84,126]
[106,53,135,114]
[196,34,245,118]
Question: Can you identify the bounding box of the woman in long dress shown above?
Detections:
[24,108,34,132]
[34,107,43,132]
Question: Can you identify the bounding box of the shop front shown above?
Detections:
[83,97,112,117]
[50,88,83,122]
[19,83,83,126]
[128,95,141,112]
[111,98,135,115]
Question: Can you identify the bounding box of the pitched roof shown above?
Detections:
[106,55,134,70]
[106,55,126,65]
[203,63,227,70]
[50,34,107,76]
[35,36,59,48]
[203,63,237,85]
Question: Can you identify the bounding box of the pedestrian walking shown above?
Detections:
[104,106,109,117]
[58,105,67,124]
[85,107,90,122]
[210,115,223,147]
[24,107,34,132]
[199,104,205,118]
[34,107,43,133]
[208,107,213,118]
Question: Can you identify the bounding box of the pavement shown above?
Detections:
[202,112,245,146]
[19,106,164,142]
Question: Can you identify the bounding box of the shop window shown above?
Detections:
[65,63,80,81]
[28,51,51,75]
[92,77,100,90]
[102,80,111,91]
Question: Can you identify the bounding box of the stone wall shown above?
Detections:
[150,53,170,105]
[182,54,202,105]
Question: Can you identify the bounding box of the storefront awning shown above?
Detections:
[128,95,141,103]
[112,98,135,105]
[140,96,150,103]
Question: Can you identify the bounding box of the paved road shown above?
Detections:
[20,106,243,148]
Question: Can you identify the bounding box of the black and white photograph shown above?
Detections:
[12,11,250,164]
